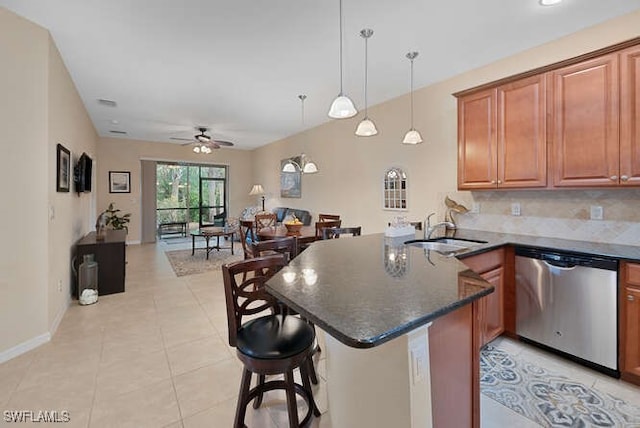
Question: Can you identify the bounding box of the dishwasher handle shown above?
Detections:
[543,259,577,270]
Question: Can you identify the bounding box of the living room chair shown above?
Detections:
[239,220,257,261]
[322,226,362,240]
[222,255,320,427]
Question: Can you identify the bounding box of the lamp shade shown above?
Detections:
[328,95,357,119]
[355,118,378,137]
[248,184,265,196]
[302,161,319,174]
[282,161,298,173]
[402,129,423,145]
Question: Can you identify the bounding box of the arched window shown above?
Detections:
[383,168,407,210]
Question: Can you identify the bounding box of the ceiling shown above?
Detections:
[2,0,640,149]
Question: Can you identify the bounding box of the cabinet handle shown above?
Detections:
[628,295,635,301]
[621,175,629,181]
[610,175,618,181]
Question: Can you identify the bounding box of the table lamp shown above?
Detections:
[249,184,265,211]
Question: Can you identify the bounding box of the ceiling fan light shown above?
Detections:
[282,161,298,173]
[328,95,357,119]
[402,129,423,145]
[539,0,562,5]
[302,160,319,174]
[193,146,200,153]
[355,118,378,136]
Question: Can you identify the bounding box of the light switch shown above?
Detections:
[49,206,55,221]
[410,344,427,384]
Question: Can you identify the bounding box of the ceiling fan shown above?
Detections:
[170,127,234,153]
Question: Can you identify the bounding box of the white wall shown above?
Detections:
[0,7,97,361]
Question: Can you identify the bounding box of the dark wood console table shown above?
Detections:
[74,229,126,296]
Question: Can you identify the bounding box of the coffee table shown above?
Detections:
[190,227,236,260]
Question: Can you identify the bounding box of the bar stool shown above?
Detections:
[222,255,320,427]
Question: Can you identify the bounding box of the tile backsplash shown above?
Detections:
[441,189,640,246]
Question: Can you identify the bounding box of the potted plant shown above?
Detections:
[103,203,131,233]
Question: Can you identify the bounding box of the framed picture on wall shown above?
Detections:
[56,143,71,192]
[280,157,301,198]
[109,171,131,193]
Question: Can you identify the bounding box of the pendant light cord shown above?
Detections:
[364,34,369,117]
[339,0,344,94]
[410,57,414,129]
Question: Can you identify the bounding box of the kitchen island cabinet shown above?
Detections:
[266,234,493,428]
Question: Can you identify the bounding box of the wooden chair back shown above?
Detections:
[239,220,256,259]
[318,213,341,222]
[251,237,298,261]
[221,254,287,347]
[255,213,277,230]
[322,226,362,240]
[315,219,342,238]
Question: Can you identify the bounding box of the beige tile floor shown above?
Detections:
[1,239,637,427]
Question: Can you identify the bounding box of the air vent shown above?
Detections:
[98,99,117,107]
[109,130,127,135]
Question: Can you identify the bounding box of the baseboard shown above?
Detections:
[0,332,50,364]
[49,296,70,339]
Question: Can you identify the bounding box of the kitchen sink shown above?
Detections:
[404,237,487,255]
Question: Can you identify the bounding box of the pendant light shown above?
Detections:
[402,51,423,144]
[282,95,319,174]
[355,29,378,137]
[328,0,357,119]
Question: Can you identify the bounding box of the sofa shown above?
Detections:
[273,207,312,225]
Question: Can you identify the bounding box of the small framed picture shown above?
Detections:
[56,144,71,192]
[109,171,131,193]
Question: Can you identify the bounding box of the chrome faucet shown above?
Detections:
[425,212,456,239]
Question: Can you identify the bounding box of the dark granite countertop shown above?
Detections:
[449,229,640,261]
[265,233,494,349]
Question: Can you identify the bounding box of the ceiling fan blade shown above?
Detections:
[170,137,194,141]
[213,140,234,147]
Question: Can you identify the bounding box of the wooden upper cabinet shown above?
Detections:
[458,76,547,190]
[498,75,547,188]
[620,45,640,185]
[458,89,497,189]
[550,53,620,187]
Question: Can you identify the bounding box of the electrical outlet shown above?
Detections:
[57,280,62,292]
[471,202,480,214]
[511,203,521,216]
[590,205,604,220]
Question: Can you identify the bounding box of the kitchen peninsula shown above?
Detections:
[266,233,494,428]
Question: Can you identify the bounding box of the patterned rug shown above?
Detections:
[480,345,640,427]
[165,246,242,277]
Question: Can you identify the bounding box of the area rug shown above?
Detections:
[480,345,640,427]
[165,247,242,277]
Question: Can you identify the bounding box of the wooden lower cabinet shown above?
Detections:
[460,248,506,347]
[621,262,640,384]
[430,301,478,428]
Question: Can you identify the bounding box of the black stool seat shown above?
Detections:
[237,314,315,360]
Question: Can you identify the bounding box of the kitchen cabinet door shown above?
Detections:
[458,89,497,190]
[480,266,505,346]
[497,75,547,188]
[460,248,505,347]
[621,262,640,384]
[550,53,620,187]
[620,45,640,186]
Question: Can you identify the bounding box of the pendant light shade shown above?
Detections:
[402,51,423,145]
[355,28,377,137]
[302,160,319,174]
[282,162,297,173]
[328,0,357,119]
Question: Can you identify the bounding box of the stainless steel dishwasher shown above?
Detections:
[515,247,618,375]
